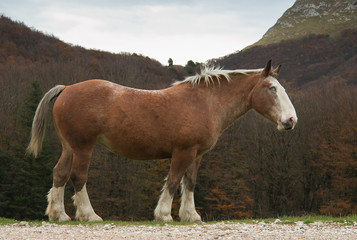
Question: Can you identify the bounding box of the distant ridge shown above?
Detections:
[250,0,357,47]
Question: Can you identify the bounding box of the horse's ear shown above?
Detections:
[272,64,282,76]
[262,60,272,77]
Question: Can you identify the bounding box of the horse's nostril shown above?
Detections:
[283,118,294,130]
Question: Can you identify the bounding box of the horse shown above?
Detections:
[27,60,297,222]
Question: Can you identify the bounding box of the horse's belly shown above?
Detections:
[98,135,172,160]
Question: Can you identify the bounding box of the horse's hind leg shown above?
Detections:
[179,157,202,222]
[70,150,102,222]
[46,142,72,222]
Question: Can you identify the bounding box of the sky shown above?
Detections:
[1,0,296,65]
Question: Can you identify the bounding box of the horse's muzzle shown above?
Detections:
[277,116,297,131]
[281,117,297,130]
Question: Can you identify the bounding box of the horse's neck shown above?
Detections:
[210,74,258,131]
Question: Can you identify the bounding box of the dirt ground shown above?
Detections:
[1,220,356,240]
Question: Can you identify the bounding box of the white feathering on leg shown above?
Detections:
[72,184,103,221]
[179,181,201,222]
[46,186,71,222]
[154,182,174,222]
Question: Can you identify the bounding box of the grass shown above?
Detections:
[1,215,356,226]
[226,215,357,225]
[0,217,18,225]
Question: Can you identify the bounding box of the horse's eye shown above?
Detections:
[269,86,276,92]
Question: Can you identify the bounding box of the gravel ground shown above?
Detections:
[1,220,356,240]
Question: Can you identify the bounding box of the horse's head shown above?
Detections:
[250,60,297,131]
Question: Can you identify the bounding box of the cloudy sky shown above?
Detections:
[1,0,295,65]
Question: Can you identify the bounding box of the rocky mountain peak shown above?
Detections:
[251,0,357,47]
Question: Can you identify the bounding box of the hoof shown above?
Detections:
[48,212,71,222]
[88,214,103,222]
[180,213,202,223]
[58,213,72,222]
[155,214,173,222]
[76,213,103,222]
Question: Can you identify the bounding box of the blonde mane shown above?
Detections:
[172,66,263,86]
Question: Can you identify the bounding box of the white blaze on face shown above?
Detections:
[270,78,298,130]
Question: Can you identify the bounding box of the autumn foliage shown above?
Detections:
[0,15,356,220]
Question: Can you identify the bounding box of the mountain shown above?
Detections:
[212,30,357,87]
[251,0,357,47]
[212,0,357,87]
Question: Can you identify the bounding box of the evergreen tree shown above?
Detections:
[0,150,13,217]
[0,80,57,220]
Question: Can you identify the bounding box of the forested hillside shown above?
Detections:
[211,30,357,86]
[0,15,356,221]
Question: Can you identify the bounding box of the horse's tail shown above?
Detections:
[27,85,66,157]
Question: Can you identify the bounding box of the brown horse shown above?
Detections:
[27,60,297,222]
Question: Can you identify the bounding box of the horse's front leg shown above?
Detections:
[179,156,202,222]
[154,147,197,222]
